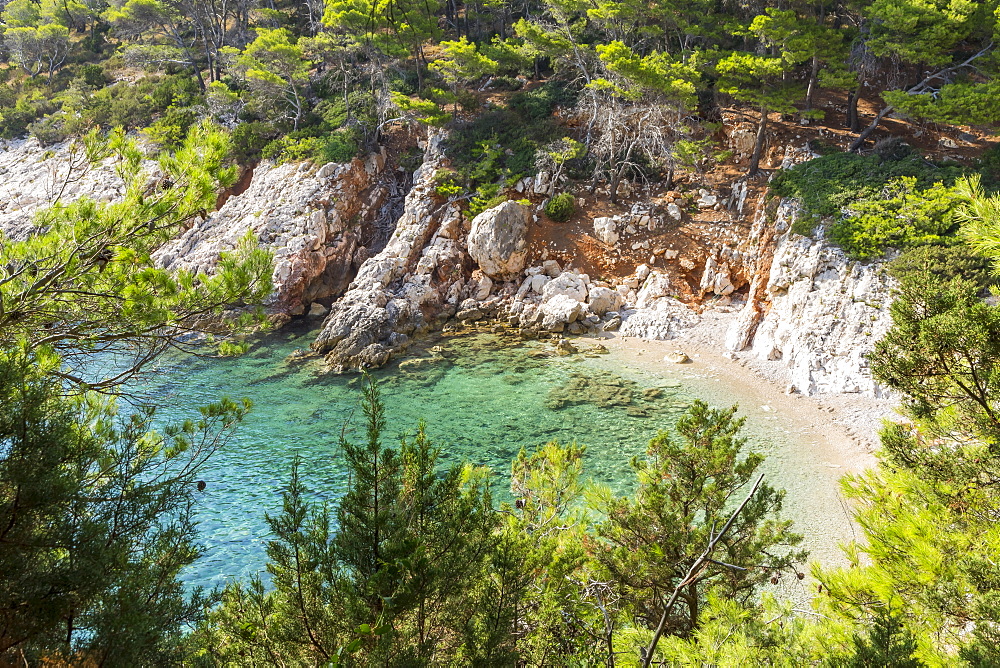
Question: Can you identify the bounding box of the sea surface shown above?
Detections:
[134,323,857,591]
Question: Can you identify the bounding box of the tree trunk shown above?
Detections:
[846,89,860,131]
[849,104,893,152]
[748,106,768,177]
[805,55,820,111]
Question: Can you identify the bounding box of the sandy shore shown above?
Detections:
[604,307,900,459]
[573,308,903,573]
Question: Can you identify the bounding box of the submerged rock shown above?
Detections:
[545,372,635,410]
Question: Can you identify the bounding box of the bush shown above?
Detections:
[545,192,575,221]
[888,244,993,289]
[230,121,276,165]
[488,75,524,91]
[27,114,70,146]
[143,106,197,149]
[76,64,107,89]
[771,150,965,221]
[433,169,462,198]
[468,183,506,217]
[0,97,43,139]
[828,178,961,259]
[319,130,360,164]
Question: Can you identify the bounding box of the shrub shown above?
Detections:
[829,178,961,259]
[320,130,359,164]
[488,75,524,91]
[230,121,276,165]
[0,97,42,139]
[468,183,506,217]
[27,114,70,146]
[770,149,965,221]
[433,169,462,198]
[143,106,197,149]
[888,243,993,289]
[545,192,575,221]
[76,64,108,89]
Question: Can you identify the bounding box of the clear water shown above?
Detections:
[136,324,855,591]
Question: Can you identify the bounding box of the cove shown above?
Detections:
[138,323,862,591]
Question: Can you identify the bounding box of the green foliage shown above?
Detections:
[0,122,273,371]
[195,376,513,665]
[143,105,198,149]
[223,28,312,130]
[467,183,507,217]
[505,442,606,664]
[432,168,462,198]
[545,191,576,221]
[0,344,252,662]
[430,37,499,90]
[229,121,278,165]
[773,150,964,220]
[870,273,1000,441]
[887,244,992,290]
[829,177,961,260]
[260,126,360,165]
[955,174,1000,274]
[593,401,806,643]
[772,150,969,253]
[840,610,924,668]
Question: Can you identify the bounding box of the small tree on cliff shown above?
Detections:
[716,52,800,176]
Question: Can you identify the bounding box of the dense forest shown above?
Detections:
[3,0,1000,664]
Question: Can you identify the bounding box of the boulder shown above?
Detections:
[542,259,562,277]
[593,217,619,246]
[542,272,588,303]
[587,286,624,316]
[470,270,493,300]
[540,294,583,330]
[467,200,531,280]
[529,273,550,294]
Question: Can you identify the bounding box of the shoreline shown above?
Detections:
[573,307,901,573]
[602,307,900,458]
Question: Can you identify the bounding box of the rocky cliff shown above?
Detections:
[156,149,398,320]
[0,134,897,395]
[725,198,895,397]
[311,131,469,370]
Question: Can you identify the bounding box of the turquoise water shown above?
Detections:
[139,325,704,590]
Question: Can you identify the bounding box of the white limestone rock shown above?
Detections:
[542,272,588,303]
[467,200,531,280]
[540,294,583,331]
[726,198,896,396]
[587,286,624,316]
[593,217,619,246]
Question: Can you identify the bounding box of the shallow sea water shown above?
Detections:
[137,323,855,591]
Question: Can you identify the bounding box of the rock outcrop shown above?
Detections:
[466,200,530,280]
[726,199,895,396]
[156,151,393,318]
[311,131,467,370]
[0,137,135,239]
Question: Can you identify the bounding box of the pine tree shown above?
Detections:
[594,401,806,643]
[0,344,251,663]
